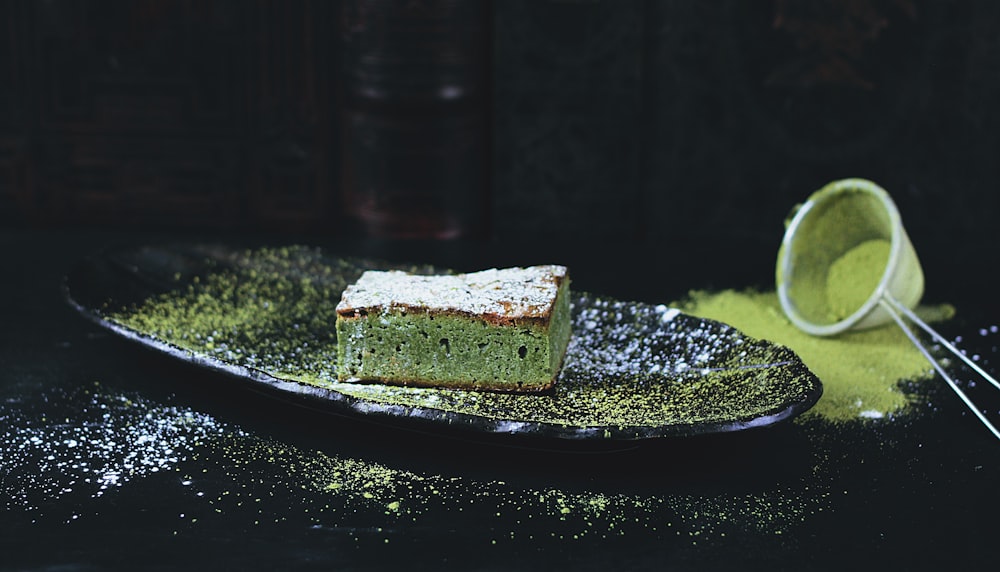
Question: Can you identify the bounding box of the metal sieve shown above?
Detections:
[777,178,1000,440]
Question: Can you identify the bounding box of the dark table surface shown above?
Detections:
[3,227,999,571]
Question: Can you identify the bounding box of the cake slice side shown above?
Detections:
[335,266,571,392]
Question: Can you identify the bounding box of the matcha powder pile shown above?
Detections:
[825,239,891,322]
[673,289,955,422]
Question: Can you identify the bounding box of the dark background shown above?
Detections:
[2,0,997,248]
[4,3,1000,570]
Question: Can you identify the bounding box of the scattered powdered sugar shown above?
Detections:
[563,294,747,378]
[1,383,230,511]
[337,266,567,319]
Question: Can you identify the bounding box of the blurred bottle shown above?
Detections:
[340,0,491,239]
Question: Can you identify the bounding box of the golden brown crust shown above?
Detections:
[336,305,553,328]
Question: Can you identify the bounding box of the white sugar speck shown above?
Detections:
[657,306,681,323]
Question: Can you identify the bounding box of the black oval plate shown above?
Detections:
[64,243,822,441]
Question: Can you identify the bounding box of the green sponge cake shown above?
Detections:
[335,265,571,392]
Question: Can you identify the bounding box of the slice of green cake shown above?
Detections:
[335,265,572,392]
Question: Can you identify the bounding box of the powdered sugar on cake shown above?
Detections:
[336,266,568,319]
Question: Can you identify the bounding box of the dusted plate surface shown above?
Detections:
[64,244,822,440]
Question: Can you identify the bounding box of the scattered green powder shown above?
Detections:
[674,288,955,422]
[104,246,821,436]
[1,382,839,546]
[825,239,891,322]
[40,244,966,549]
[99,245,951,425]
[194,428,829,543]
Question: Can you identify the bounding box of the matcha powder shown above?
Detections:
[826,239,891,322]
[674,289,955,422]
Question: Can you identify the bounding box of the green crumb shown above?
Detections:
[825,239,891,322]
[674,288,955,422]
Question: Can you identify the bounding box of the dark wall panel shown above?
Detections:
[493,0,645,242]
[2,0,999,250]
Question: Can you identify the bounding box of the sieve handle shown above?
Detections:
[879,295,1000,441]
